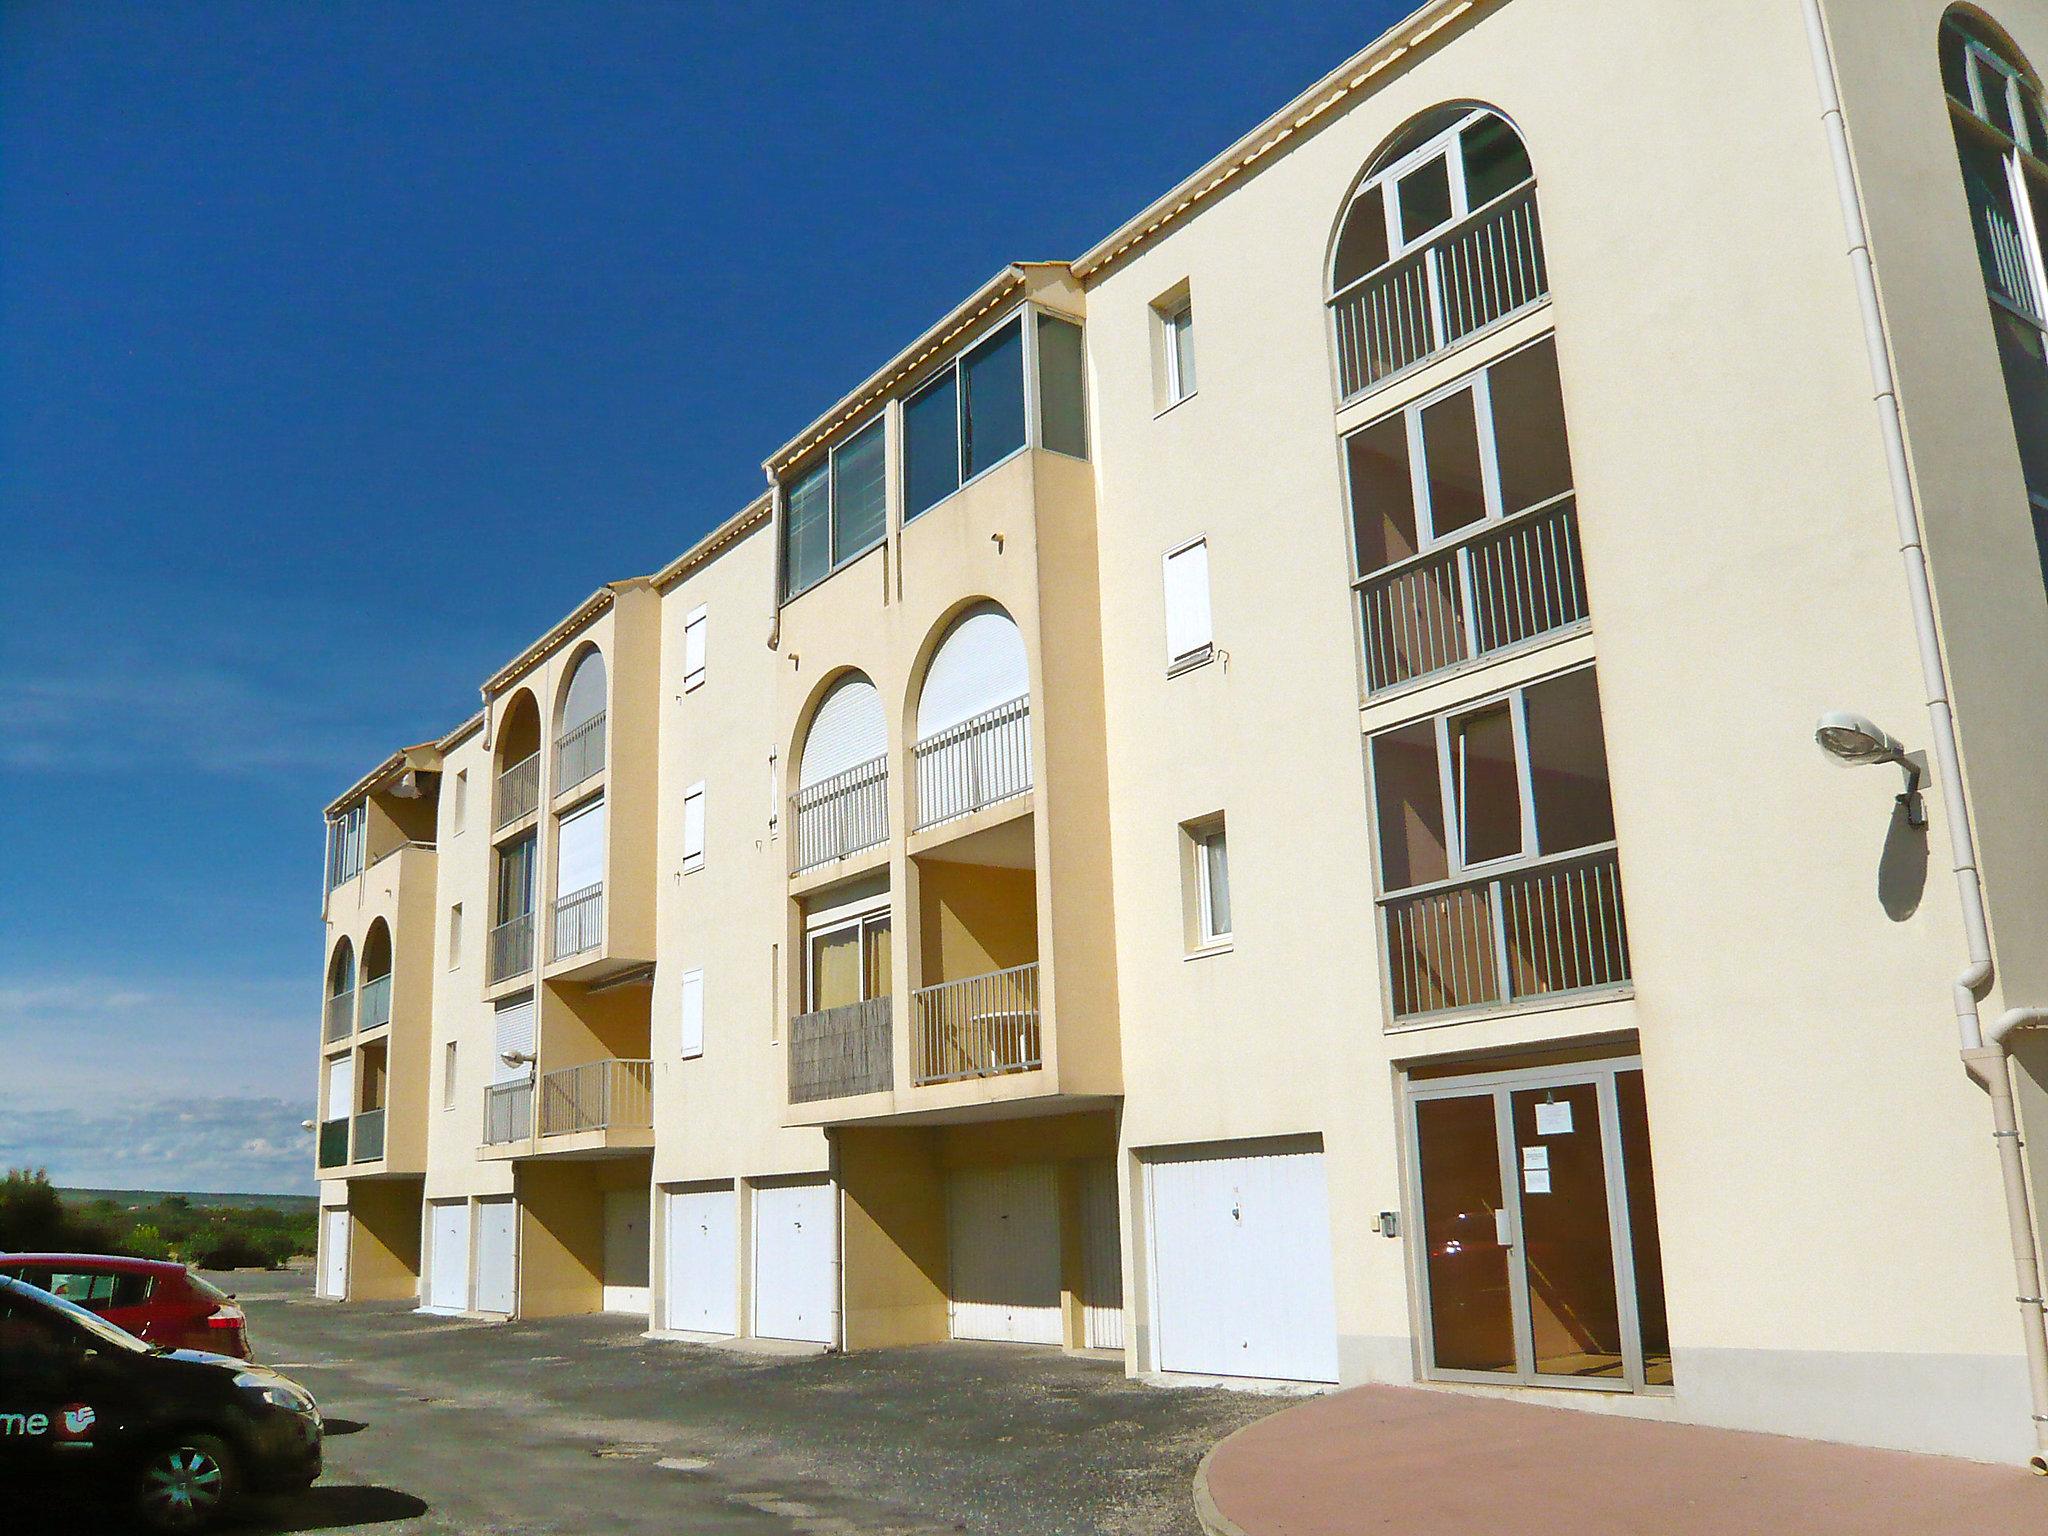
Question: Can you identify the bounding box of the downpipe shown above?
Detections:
[1802,0,2048,1471]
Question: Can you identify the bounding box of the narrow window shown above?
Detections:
[683,605,707,692]
[904,369,961,520]
[1191,819,1232,946]
[495,834,536,923]
[680,968,704,1058]
[1162,537,1215,672]
[443,1041,458,1111]
[961,319,1026,477]
[1451,703,1523,866]
[769,942,780,1043]
[1523,668,1616,853]
[1036,312,1088,459]
[451,770,468,834]
[1162,297,1197,406]
[681,782,706,873]
[448,903,463,968]
[1370,721,1449,890]
[832,418,887,561]
[783,461,831,599]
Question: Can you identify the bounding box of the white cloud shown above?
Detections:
[0,1095,315,1195]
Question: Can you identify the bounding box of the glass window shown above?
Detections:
[904,369,960,521]
[1166,303,1197,402]
[1199,826,1232,942]
[1488,337,1573,515]
[832,418,886,560]
[1452,704,1522,865]
[1036,313,1088,459]
[1524,669,1616,854]
[1372,721,1448,891]
[1347,415,1418,575]
[1332,184,1390,290]
[962,319,1026,477]
[783,460,831,598]
[1461,113,1533,208]
[496,835,535,922]
[1421,389,1487,536]
[809,912,889,1011]
[1397,155,1453,245]
[863,914,892,999]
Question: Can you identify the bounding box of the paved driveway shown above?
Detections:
[9,1269,1280,1534]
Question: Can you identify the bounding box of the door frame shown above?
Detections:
[1402,1054,1662,1393]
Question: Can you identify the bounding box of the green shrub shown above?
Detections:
[123,1224,173,1261]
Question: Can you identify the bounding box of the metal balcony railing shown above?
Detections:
[488,911,535,983]
[554,712,606,795]
[789,753,889,874]
[323,989,354,1044]
[352,1108,385,1163]
[550,883,603,962]
[1382,845,1629,1022]
[913,695,1032,831]
[1331,182,1546,400]
[912,962,1041,1086]
[788,996,894,1104]
[357,973,393,1032]
[483,1079,533,1145]
[1358,496,1587,693]
[538,1058,652,1138]
[316,1117,349,1170]
[494,750,541,829]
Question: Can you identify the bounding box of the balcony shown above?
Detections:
[317,1117,349,1170]
[352,1108,385,1163]
[494,750,540,830]
[790,753,889,874]
[357,972,393,1032]
[1382,845,1629,1023]
[1358,497,1587,693]
[912,695,1032,831]
[483,1080,533,1145]
[550,883,603,963]
[554,711,606,796]
[489,912,535,983]
[323,989,355,1044]
[537,1058,652,1139]
[1330,182,1546,402]
[788,997,894,1104]
[912,962,1041,1086]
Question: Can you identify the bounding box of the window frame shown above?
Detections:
[1193,820,1232,948]
[443,1041,458,1111]
[903,312,1035,525]
[448,903,463,969]
[326,803,366,893]
[803,902,892,1012]
[1165,300,1197,405]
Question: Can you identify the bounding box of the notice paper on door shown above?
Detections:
[1523,1168,1553,1195]
[1535,1099,1574,1136]
[1521,1145,1549,1172]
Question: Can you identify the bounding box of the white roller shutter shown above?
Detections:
[473,1197,518,1314]
[428,1200,472,1312]
[915,604,1028,739]
[1080,1162,1125,1352]
[800,675,886,786]
[1162,539,1214,667]
[664,1185,738,1334]
[325,1054,356,1119]
[948,1165,1062,1345]
[556,796,606,897]
[560,650,607,732]
[493,995,535,1083]
[1146,1141,1338,1381]
[753,1179,836,1344]
[320,1208,350,1300]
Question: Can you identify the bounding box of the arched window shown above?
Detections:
[359,920,394,1031]
[913,603,1032,828]
[1328,107,1546,399]
[792,672,889,870]
[327,939,356,998]
[494,690,541,830]
[555,647,607,793]
[1941,9,2048,575]
[324,939,356,1042]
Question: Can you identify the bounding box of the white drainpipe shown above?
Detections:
[1801,0,2048,1470]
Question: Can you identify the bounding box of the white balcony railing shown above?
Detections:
[913,695,1032,831]
[790,754,889,874]
[538,1058,652,1138]
[554,712,606,796]
[483,1079,533,1145]
[357,972,393,1032]
[1330,182,1546,401]
[494,751,541,830]
[488,911,535,983]
[323,989,354,1044]
[912,962,1041,1086]
[1382,845,1629,1022]
[788,996,894,1104]
[550,882,603,962]
[1358,496,1587,693]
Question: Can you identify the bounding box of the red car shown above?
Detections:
[0,1254,252,1358]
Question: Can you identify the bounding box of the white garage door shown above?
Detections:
[602,1189,650,1315]
[948,1165,1062,1345]
[664,1185,737,1335]
[1147,1142,1339,1382]
[1079,1162,1124,1351]
[473,1197,518,1315]
[753,1179,836,1344]
[320,1208,349,1300]
[427,1200,471,1313]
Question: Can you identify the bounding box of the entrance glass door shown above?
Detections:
[1408,1058,1671,1391]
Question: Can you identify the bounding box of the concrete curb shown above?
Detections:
[1190,1426,1256,1536]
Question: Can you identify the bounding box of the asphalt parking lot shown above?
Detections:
[6,1268,1282,1534]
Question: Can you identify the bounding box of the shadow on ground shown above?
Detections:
[0,1482,426,1534]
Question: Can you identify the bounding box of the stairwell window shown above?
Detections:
[448,904,463,969]
[443,1042,458,1111]
[451,770,468,834]
[1153,284,1197,410]
[1184,816,1232,952]
[1163,537,1214,674]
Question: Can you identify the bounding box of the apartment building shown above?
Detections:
[315,0,2048,1468]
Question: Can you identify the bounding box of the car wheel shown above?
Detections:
[133,1433,238,1533]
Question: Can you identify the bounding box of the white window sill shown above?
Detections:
[1167,646,1216,679]
[1184,939,1234,962]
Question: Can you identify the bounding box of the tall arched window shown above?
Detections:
[555,647,607,793]
[1329,107,1547,399]
[1941,9,2048,575]
[324,939,356,1042]
[913,603,1032,828]
[792,672,889,870]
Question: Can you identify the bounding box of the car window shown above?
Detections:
[182,1272,231,1305]
[45,1271,119,1308]
[110,1273,153,1308]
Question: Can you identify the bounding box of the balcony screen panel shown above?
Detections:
[559,650,606,733]
[492,994,535,1084]
[1372,721,1448,891]
[496,834,536,922]
[961,319,1025,478]
[1332,184,1389,291]
[1461,114,1532,209]
[916,604,1028,738]
[1348,416,1418,575]
[326,1055,356,1119]
[800,674,886,787]
[833,418,886,561]
[1488,338,1573,516]
[784,461,831,595]
[1524,669,1616,855]
[1452,705,1522,866]
[904,370,960,520]
[1036,313,1088,459]
[556,796,605,898]
[1421,390,1486,537]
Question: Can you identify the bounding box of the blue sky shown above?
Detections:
[0,0,1406,1192]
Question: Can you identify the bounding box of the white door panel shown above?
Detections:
[428,1200,472,1312]
[473,1197,518,1315]
[320,1209,349,1300]
[664,1186,737,1335]
[948,1165,1061,1345]
[1079,1162,1125,1352]
[753,1179,836,1344]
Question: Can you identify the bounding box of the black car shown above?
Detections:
[0,1273,321,1531]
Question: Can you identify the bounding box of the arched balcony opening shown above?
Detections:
[359,919,394,1032]
[555,646,608,795]
[910,602,1032,832]
[324,939,356,1044]
[494,690,543,831]
[791,671,889,874]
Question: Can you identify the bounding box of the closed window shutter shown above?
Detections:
[799,677,886,785]
[326,1055,356,1118]
[915,604,1029,739]
[560,652,606,733]
[684,607,707,690]
[680,969,705,1058]
[492,995,535,1083]
[682,784,705,869]
[1163,540,1213,666]
[556,796,606,897]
